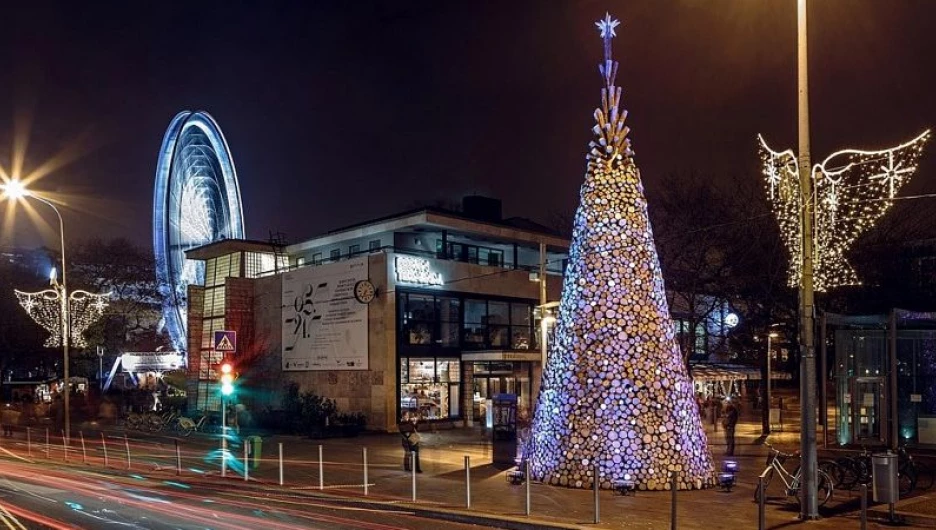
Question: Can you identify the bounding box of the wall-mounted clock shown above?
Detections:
[354,279,377,304]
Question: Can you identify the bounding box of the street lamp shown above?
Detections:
[1,179,73,442]
[763,330,780,435]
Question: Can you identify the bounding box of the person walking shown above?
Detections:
[399,421,423,473]
[723,401,739,456]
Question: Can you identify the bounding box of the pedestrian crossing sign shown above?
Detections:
[214,330,236,352]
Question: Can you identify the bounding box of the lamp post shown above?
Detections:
[795,0,819,519]
[763,331,779,435]
[97,346,105,390]
[0,179,72,442]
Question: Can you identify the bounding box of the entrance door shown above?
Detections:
[853,377,885,443]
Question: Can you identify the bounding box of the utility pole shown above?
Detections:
[797,0,819,518]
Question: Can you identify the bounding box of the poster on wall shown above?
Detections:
[282,257,368,371]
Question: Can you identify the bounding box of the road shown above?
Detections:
[0,455,485,529]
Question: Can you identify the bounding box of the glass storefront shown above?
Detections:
[472,361,533,415]
[400,357,461,421]
[834,327,936,446]
[396,291,540,422]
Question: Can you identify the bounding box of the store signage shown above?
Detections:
[395,255,443,286]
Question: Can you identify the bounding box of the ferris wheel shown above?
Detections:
[153,111,245,352]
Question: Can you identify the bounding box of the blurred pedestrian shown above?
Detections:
[723,401,739,455]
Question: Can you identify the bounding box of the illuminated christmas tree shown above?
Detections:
[528,13,714,491]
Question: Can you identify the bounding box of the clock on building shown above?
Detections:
[354,280,377,304]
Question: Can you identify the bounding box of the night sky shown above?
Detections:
[2,1,936,249]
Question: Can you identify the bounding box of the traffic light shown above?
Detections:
[219,361,235,396]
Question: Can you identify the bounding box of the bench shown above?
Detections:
[506,469,526,485]
[613,480,636,496]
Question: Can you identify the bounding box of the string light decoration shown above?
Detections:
[527,13,714,491]
[15,270,110,349]
[760,130,930,291]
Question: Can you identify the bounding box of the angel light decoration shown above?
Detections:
[15,267,110,349]
[760,130,930,291]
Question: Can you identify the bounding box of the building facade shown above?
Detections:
[185,202,567,431]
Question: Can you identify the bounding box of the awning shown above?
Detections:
[462,350,542,362]
[690,363,792,382]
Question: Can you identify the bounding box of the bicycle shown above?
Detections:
[176,415,208,437]
[755,443,833,507]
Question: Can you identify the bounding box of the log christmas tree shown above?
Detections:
[528,13,714,491]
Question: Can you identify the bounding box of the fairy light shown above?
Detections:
[759,130,930,291]
[15,276,110,349]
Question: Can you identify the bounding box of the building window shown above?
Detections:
[438,241,505,267]
[297,257,305,267]
[312,253,322,265]
[330,249,340,260]
[369,239,381,251]
[400,357,461,421]
[462,298,535,350]
[349,244,360,256]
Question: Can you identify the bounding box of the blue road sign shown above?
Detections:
[214,330,236,352]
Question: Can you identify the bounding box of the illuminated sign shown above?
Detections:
[394,255,443,286]
[122,352,185,372]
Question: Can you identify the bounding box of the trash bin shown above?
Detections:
[872,451,898,503]
[246,436,263,469]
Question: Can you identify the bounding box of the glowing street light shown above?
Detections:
[0,179,73,443]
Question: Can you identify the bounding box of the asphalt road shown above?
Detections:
[0,456,486,530]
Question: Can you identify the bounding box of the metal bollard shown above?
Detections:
[860,483,868,530]
[525,460,531,516]
[594,463,600,524]
[62,430,68,462]
[465,455,471,509]
[244,442,249,482]
[101,433,108,467]
[175,439,182,475]
[363,447,368,496]
[318,445,324,490]
[124,434,131,470]
[670,470,677,530]
[26,428,31,457]
[758,475,766,530]
[80,432,87,464]
[278,443,284,486]
[411,450,417,502]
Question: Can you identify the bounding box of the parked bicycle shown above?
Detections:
[175,415,210,437]
[755,443,833,507]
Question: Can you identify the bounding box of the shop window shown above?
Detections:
[349,244,360,255]
[463,299,487,347]
[369,239,381,251]
[401,294,436,345]
[330,249,340,260]
[312,253,322,265]
[400,357,460,421]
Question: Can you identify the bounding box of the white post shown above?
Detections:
[80,431,87,464]
[525,460,531,516]
[363,447,368,496]
[124,434,131,470]
[221,398,227,478]
[45,428,49,458]
[26,427,31,457]
[278,443,284,486]
[101,432,108,467]
[318,445,324,490]
[62,430,68,462]
[465,455,471,509]
[411,450,417,502]
[244,442,249,482]
[176,439,182,475]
